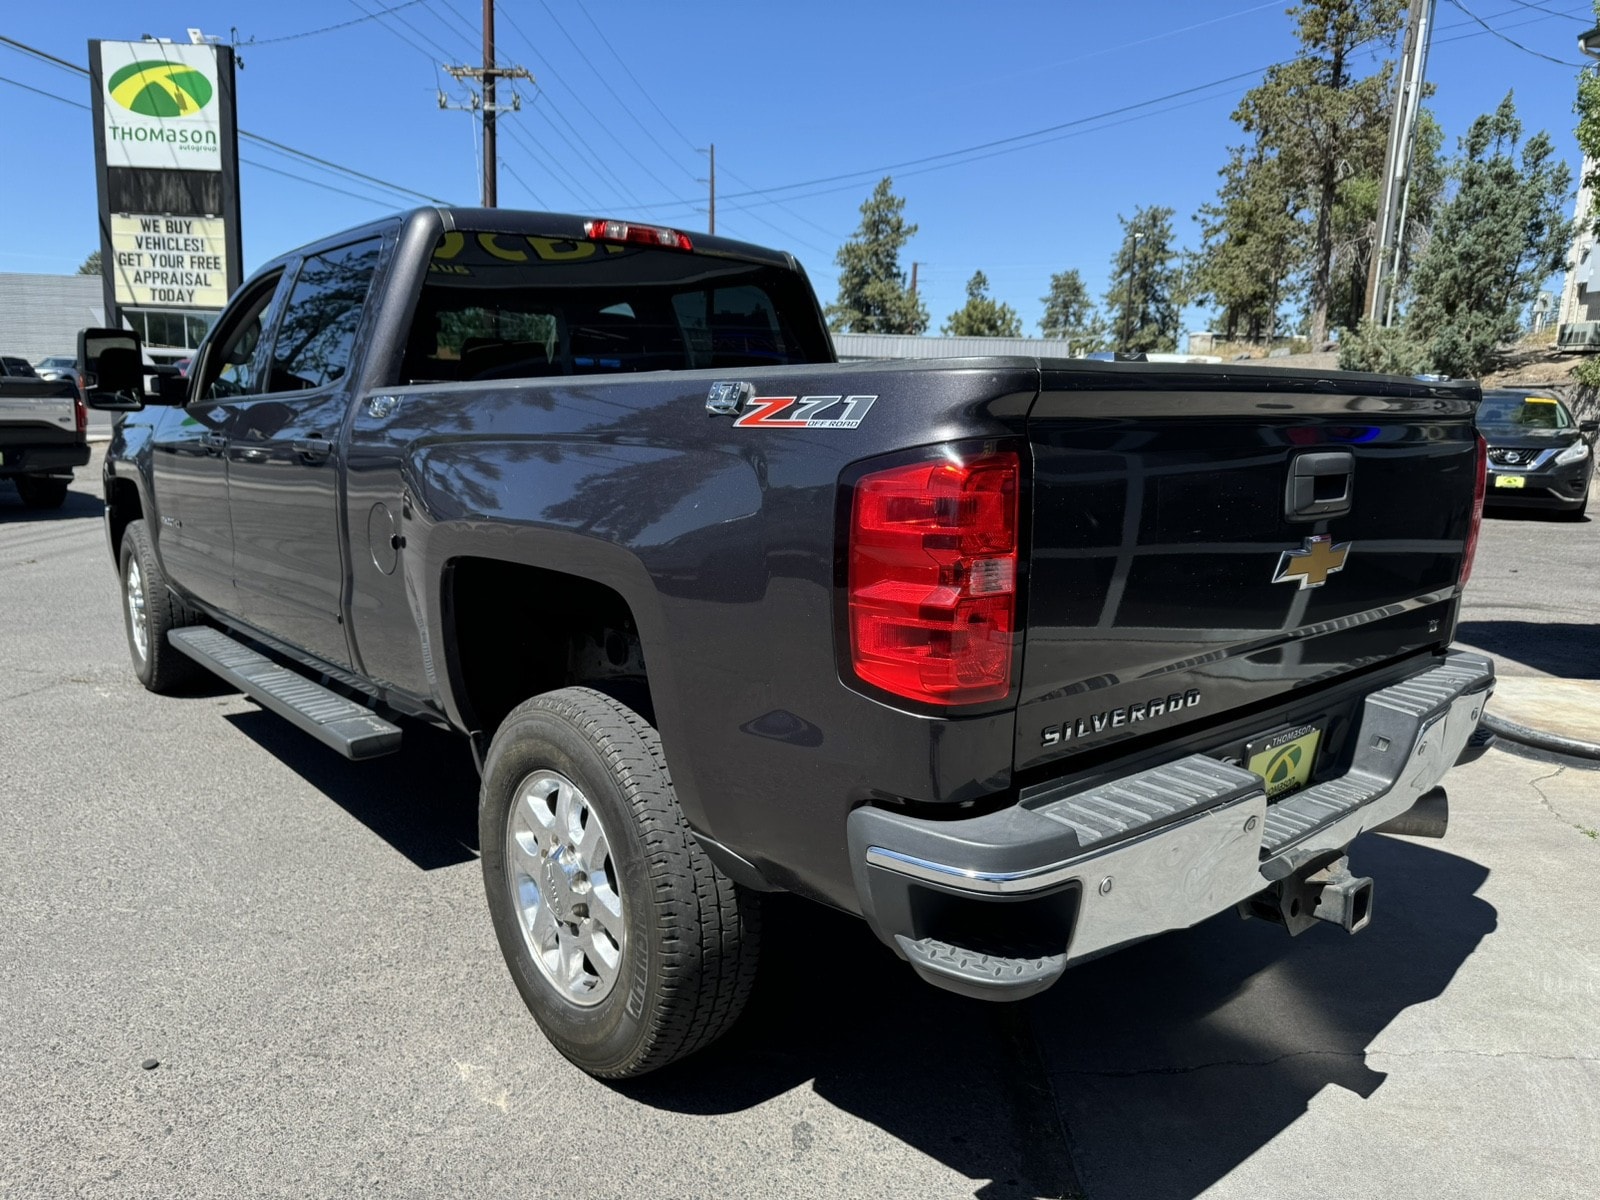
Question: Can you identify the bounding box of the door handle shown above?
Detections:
[293,437,334,463]
[199,432,227,452]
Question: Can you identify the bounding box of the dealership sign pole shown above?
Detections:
[88,37,242,341]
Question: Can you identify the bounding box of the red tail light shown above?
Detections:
[584,219,693,251]
[1459,431,1487,586]
[74,393,88,435]
[848,449,1020,705]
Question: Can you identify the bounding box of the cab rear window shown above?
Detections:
[400,231,829,384]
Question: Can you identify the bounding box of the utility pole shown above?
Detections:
[441,0,532,207]
[1364,0,1436,325]
[1122,234,1141,348]
[702,143,715,234]
[910,261,920,296]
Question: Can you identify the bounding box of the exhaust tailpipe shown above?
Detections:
[1374,786,1449,839]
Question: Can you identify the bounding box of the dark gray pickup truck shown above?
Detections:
[88,207,1494,1078]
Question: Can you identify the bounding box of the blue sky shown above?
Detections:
[2,1,1596,334]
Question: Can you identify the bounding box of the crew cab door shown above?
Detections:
[153,270,286,611]
[225,237,383,669]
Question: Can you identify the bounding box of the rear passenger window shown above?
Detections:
[267,238,382,391]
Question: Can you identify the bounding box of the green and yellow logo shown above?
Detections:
[1262,744,1305,789]
[107,60,213,118]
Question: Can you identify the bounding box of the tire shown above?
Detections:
[479,687,761,1078]
[16,474,68,509]
[119,519,201,693]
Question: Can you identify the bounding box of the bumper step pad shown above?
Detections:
[894,935,1066,1002]
[168,626,401,760]
[1037,756,1262,850]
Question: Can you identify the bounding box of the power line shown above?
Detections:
[675,68,1266,208]
[241,157,411,207]
[422,0,648,208]
[240,131,450,203]
[472,0,681,201]
[243,1,431,46]
[525,0,696,190]
[0,72,86,108]
[0,34,450,204]
[497,119,605,209]
[1442,0,1588,63]
[1495,0,1591,20]
[639,2,1582,217]
[0,73,409,211]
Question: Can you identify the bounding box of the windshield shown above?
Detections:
[1477,394,1573,430]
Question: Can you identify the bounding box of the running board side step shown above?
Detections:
[168,627,402,760]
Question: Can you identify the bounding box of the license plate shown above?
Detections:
[1495,475,1526,489]
[1245,724,1323,799]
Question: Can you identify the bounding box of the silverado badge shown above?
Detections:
[1272,534,1352,590]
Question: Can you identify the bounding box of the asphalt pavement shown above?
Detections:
[2,454,1596,1200]
[1456,497,1600,751]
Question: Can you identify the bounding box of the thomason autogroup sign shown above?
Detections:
[98,41,222,172]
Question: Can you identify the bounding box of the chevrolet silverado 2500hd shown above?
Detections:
[87,207,1493,1078]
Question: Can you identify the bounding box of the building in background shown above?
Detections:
[0,274,105,361]
[1558,156,1600,349]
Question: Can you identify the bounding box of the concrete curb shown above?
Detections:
[1480,712,1600,765]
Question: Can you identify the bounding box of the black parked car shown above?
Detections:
[1479,389,1598,519]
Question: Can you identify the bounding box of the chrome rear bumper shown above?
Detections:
[848,651,1494,998]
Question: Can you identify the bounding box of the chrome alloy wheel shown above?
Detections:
[125,556,149,662]
[505,770,626,1006]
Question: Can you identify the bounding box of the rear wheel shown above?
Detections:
[480,687,761,1078]
[16,475,68,509]
[119,520,201,693]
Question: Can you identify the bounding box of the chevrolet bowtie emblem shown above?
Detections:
[1272,535,1352,590]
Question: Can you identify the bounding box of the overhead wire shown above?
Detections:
[0,73,409,209]
[1441,0,1590,64]
[0,35,450,205]
[244,2,432,46]
[441,0,667,206]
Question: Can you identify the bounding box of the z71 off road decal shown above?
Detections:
[732,394,878,429]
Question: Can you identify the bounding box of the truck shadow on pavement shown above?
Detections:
[1456,620,1600,679]
[0,486,103,522]
[624,834,1494,1200]
[222,709,480,869]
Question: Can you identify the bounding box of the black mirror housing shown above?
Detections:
[153,372,190,406]
[76,327,146,412]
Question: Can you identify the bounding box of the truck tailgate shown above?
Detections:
[1016,366,1480,773]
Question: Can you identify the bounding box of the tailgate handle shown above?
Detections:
[1286,451,1354,520]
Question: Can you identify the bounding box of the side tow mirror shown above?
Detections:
[76,328,145,412]
[1580,419,1599,437]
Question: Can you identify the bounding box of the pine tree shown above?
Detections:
[78,250,102,275]
[826,177,929,335]
[1190,146,1302,341]
[942,271,1022,337]
[1405,94,1571,378]
[1105,207,1183,353]
[1232,1,1404,347]
[1039,269,1092,338]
